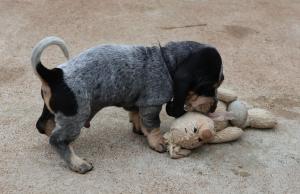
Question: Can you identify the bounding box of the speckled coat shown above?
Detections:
[56,41,209,128]
[32,37,212,143]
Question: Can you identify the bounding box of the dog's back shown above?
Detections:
[58,44,173,110]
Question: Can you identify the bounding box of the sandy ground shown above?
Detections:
[0,0,300,193]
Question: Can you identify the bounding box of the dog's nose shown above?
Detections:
[209,97,218,113]
[36,120,45,134]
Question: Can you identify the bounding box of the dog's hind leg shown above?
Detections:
[129,111,143,135]
[124,106,143,135]
[49,118,93,174]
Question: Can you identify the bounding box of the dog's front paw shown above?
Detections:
[147,128,167,153]
[68,156,93,174]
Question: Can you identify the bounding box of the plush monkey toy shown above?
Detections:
[164,88,277,159]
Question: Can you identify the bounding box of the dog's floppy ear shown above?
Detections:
[166,46,222,118]
[166,65,192,118]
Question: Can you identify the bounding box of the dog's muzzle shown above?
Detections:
[209,97,218,113]
[36,120,46,134]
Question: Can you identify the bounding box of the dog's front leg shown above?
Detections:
[139,106,166,153]
[49,125,93,174]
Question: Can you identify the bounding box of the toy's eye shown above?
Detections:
[185,128,187,133]
[194,127,198,133]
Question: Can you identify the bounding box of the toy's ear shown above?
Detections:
[170,128,188,135]
[170,128,179,132]
[167,128,190,142]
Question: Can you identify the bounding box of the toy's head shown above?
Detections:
[167,112,216,148]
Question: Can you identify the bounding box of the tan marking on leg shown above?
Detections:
[129,111,143,134]
[68,145,93,174]
[129,111,141,130]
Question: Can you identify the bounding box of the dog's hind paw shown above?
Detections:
[132,126,144,135]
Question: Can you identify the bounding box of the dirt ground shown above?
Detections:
[0,0,300,193]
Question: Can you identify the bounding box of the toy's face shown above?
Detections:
[194,119,215,142]
[171,113,215,143]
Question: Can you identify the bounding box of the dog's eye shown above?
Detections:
[194,127,198,133]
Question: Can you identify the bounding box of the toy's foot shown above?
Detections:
[169,145,191,159]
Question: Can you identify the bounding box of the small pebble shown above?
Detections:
[232,169,251,177]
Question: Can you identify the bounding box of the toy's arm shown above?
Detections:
[208,111,235,121]
[208,127,243,144]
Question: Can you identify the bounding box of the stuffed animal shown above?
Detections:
[164,88,277,159]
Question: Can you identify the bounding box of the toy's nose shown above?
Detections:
[200,129,213,141]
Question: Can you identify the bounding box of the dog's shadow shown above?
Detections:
[70,107,175,160]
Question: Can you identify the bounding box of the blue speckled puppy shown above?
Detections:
[32,37,224,173]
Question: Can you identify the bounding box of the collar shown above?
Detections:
[159,43,176,79]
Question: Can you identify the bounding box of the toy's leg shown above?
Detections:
[139,106,166,153]
[217,88,238,103]
[168,145,191,159]
[208,127,243,144]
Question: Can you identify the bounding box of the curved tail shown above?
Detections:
[31,36,69,81]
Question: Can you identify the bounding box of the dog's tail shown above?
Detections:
[31,36,69,82]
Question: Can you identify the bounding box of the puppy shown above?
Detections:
[32,37,224,173]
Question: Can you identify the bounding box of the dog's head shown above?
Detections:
[185,58,224,114]
[166,45,224,118]
[34,76,55,136]
[184,85,222,114]
[34,66,78,136]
